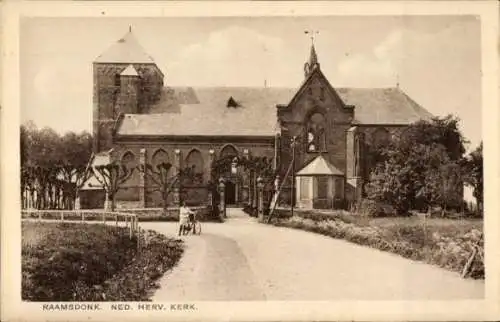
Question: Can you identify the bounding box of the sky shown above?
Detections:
[20,15,482,151]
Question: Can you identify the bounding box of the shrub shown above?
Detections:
[22,222,184,301]
[270,215,484,279]
[242,204,257,217]
[355,199,397,217]
[22,223,137,301]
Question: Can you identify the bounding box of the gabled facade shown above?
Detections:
[87,29,433,210]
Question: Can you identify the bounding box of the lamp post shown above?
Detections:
[291,136,297,217]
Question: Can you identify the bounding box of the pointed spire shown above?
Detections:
[303,30,320,78]
[309,43,319,69]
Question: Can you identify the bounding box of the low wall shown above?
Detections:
[118,206,222,222]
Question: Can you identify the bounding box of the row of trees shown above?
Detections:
[21,122,93,210]
[75,154,275,212]
[364,115,483,216]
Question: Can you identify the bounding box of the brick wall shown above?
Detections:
[92,62,163,153]
[111,138,275,207]
[277,69,354,205]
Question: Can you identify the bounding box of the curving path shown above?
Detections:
[142,209,483,301]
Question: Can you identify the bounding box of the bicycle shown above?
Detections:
[180,212,202,235]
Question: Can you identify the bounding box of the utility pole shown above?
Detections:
[291,136,297,217]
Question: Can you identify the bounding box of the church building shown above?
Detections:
[83,28,433,210]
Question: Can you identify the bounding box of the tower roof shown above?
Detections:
[120,64,139,76]
[95,29,155,64]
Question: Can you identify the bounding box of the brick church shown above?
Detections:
[82,28,433,210]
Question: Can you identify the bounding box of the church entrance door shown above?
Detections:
[225,181,236,205]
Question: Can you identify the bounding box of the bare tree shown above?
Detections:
[92,162,134,211]
[137,162,202,211]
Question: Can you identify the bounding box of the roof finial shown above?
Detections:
[396,73,400,88]
[304,29,319,46]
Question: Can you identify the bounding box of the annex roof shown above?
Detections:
[80,151,112,190]
[296,155,344,176]
[94,30,155,64]
[120,64,139,76]
[116,86,432,137]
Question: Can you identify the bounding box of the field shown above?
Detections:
[270,210,484,279]
[22,221,184,301]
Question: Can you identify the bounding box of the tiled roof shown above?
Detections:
[95,31,155,64]
[118,87,296,137]
[80,152,111,190]
[116,86,432,137]
[338,87,433,124]
[297,155,344,176]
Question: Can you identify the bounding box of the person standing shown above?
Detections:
[178,201,194,236]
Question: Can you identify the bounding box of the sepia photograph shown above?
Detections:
[2,1,499,321]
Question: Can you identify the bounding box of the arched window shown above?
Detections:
[121,151,138,184]
[151,149,169,169]
[121,151,137,170]
[372,128,390,148]
[220,145,238,159]
[185,149,204,184]
[306,112,326,153]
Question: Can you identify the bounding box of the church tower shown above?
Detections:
[92,27,164,152]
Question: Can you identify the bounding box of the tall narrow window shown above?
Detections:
[306,112,326,153]
[114,74,121,87]
[121,151,138,184]
[320,87,325,101]
[151,149,169,181]
[185,149,204,184]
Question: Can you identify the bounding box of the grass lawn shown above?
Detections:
[22,222,57,247]
[22,221,184,301]
[270,210,484,279]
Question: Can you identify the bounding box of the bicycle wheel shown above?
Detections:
[193,222,202,235]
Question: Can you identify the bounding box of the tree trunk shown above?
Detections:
[74,195,81,210]
[110,193,116,212]
[104,192,111,211]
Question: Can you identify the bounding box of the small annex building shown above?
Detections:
[295,155,345,209]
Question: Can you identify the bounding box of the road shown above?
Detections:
[142,208,484,301]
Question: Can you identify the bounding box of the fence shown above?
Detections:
[21,209,140,239]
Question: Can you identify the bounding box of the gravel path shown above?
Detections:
[26,210,483,301]
[142,209,484,301]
